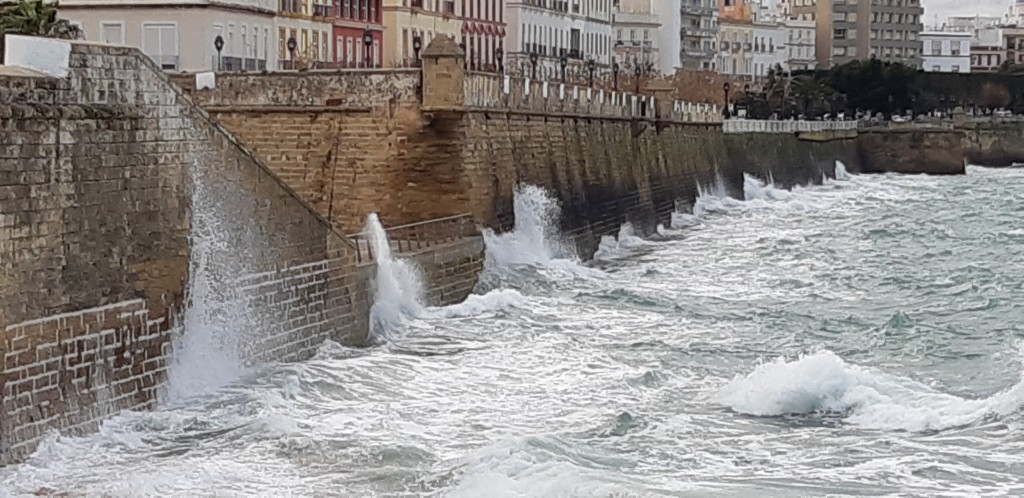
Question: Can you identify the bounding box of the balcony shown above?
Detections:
[614,11,658,25]
[312,3,333,17]
[682,47,716,58]
[681,27,716,38]
[279,0,302,14]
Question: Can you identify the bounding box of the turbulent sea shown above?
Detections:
[4,166,1024,497]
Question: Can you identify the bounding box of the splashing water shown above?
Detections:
[717,349,1024,432]
[595,223,650,260]
[482,184,569,267]
[164,160,251,402]
[6,168,1024,497]
[366,213,426,340]
[834,160,851,181]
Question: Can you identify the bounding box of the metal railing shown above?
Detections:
[723,119,858,134]
[349,213,478,264]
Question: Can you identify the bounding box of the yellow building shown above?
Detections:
[382,0,463,67]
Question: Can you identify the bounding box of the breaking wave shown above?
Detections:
[594,223,650,260]
[717,350,1024,432]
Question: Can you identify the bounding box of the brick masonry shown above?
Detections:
[0,41,379,464]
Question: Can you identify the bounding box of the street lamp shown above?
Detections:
[612,59,619,90]
[495,46,504,74]
[723,82,731,119]
[363,27,374,68]
[213,35,224,71]
[559,55,568,82]
[634,64,641,93]
[286,36,297,68]
[587,58,596,87]
[412,35,422,67]
[529,52,538,80]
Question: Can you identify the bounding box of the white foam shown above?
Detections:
[366,213,426,340]
[427,289,529,319]
[594,223,650,260]
[834,160,851,181]
[717,350,1024,432]
[669,212,702,229]
[483,184,600,278]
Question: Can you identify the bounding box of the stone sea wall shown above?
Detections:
[0,38,372,464]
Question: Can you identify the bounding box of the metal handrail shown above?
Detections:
[349,213,478,264]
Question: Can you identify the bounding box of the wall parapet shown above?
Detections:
[463,73,721,123]
[724,119,859,134]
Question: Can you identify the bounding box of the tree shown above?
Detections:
[791,75,832,118]
[0,0,81,58]
[978,82,1012,109]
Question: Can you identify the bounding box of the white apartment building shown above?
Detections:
[613,0,663,74]
[60,0,281,72]
[783,17,815,70]
[751,19,786,78]
[921,31,971,73]
[680,0,719,71]
[505,0,613,80]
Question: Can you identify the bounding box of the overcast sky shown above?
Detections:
[920,0,1008,26]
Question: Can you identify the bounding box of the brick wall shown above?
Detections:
[0,41,370,463]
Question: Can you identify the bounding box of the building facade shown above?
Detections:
[1009,0,1024,25]
[681,0,720,71]
[382,0,463,68]
[1005,27,1024,66]
[921,31,970,73]
[333,0,384,68]
[613,0,661,74]
[718,19,753,79]
[504,0,613,80]
[751,18,785,78]
[276,0,336,68]
[793,0,922,69]
[59,0,278,72]
[462,0,506,71]
[783,17,815,70]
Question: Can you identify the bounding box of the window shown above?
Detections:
[142,23,179,70]
[952,65,960,72]
[100,22,124,45]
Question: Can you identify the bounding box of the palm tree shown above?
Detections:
[791,75,831,119]
[0,0,81,61]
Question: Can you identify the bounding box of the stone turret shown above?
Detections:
[421,36,465,111]
[644,80,676,120]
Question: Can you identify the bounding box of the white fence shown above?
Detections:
[723,119,859,134]
[464,74,721,123]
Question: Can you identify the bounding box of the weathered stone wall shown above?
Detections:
[856,129,966,175]
[408,237,486,306]
[0,41,370,464]
[454,113,860,256]
[962,121,1024,166]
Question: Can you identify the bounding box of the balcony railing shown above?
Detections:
[312,3,333,17]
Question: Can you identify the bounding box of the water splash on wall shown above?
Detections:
[482,184,575,268]
[366,213,426,341]
[164,159,252,403]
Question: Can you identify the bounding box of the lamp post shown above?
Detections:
[723,82,731,119]
[363,27,374,68]
[634,64,641,93]
[412,35,422,67]
[559,55,568,82]
[529,52,538,80]
[612,59,619,90]
[286,36,297,69]
[213,35,224,71]
[495,46,504,74]
[587,58,596,87]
